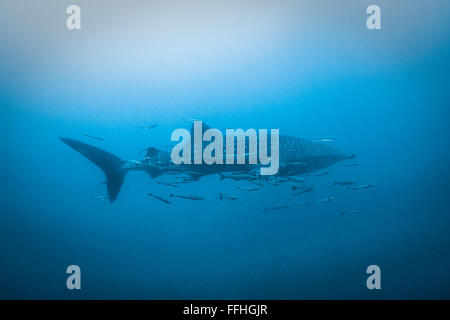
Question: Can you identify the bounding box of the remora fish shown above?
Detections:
[352,184,374,190]
[265,179,280,186]
[60,122,351,202]
[237,187,259,191]
[156,181,179,187]
[170,193,204,200]
[218,172,257,181]
[219,193,239,200]
[249,180,264,187]
[345,163,359,167]
[341,210,365,215]
[84,134,104,141]
[292,191,313,196]
[148,193,172,204]
[310,171,329,177]
[287,176,306,183]
[334,179,356,186]
[264,206,290,211]
[292,185,314,193]
[290,201,311,206]
[319,197,335,205]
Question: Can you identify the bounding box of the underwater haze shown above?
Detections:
[1,0,449,299]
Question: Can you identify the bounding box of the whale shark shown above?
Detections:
[60,123,353,202]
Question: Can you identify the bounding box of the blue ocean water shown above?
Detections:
[1,1,449,299]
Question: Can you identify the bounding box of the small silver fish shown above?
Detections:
[310,171,329,177]
[319,197,335,205]
[237,187,259,191]
[219,193,239,200]
[148,193,172,204]
[264,206,290,211]
[292,192,313,197]
[156,182,179,187]
[340,210,365,215]
[171,180,193,185]
[180,177,200,182]
[218,173,257,181]
[84,134,104,141]
[176,172,201,178]
[287,177,306,183]
[170,193,204,200]
[292,185,314,193]
[288,161,309,166]
[248,180,264,187]
[231,171,256,176]
[352,184,374,190]
[345,163,359,167]
[290,202,311,206]
[164,171,180,175]
[334,179,356,186]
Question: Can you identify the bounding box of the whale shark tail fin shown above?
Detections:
[60,137,127,202]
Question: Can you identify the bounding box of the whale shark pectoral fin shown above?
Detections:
[60,137,127,202]
[144,167,160,179]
